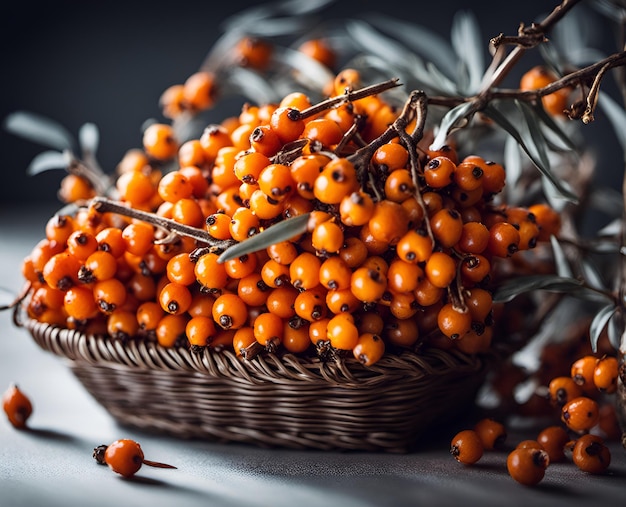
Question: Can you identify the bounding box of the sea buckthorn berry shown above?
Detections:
[561,396,599,433]
[520,65,570,116]
[383,315,418,348]
[224,254,258,280]
[79,250,118,284]
[94,278,127,314]
[234,151,271,185]
[229,207,260,242]
[460,254,491,285]
[359,223,390,255]
[311,220,344,255]
[64,285,99,320]
[425,252,457,288]
[356,312,384,336]
[333,68,361,95]
[45,214,75,244]
[283,322,311,354]
[453,160,484,191]
[326,313,359,350]
[237,272,270,307]
[101,439,145,478]
[548,376,584,407]
[235,36,273,70]
[324,102,357,131]
[159,83,185,119]
[302,117,345,148]
[127,272,156,302]
[258,163,295,201]
[472,158,506,196]
[325,288,359,314]
[353,333,385,366]
[156,313,188,347]
[309,318,330,347]
[313,158,359,204]
[158,171,194,204]
[537,425,570,463]
[298,38,336,68]
[178,166,208,200]
[571,355,598,393]
[487,222,520,257]
[43,252,81,291]
[178,140,207,169]
[401,196,425,227]
[121,222,154,257]
[116,170,155,206]
[260,259,291,289]
[232,327,257,357]
[528,203,561,241]
[194,253,228,291]
[396,229,433,264]
[457,222,490,254]
[464,287,493,322]
[437,303,472,340]
[289,154,328,199]
[426,143,458,164]
[474,418,507,451]
[387,259,423,293]
[265,286,298,319]
[58,173,95,203]
[506,447,549,486]
[339,191,375,226]
[384,168,415,203]
[183,71,217,111]
[424,156,455,188]
[372,142,409,172]
[294,286,328,321]
[2,384,33,429]
[319,256,352,291]
[212,293,248,330]
[248,189,284,220]
[430,208,463,248]
[66,231,98,261]
[186,316,217,348]
[253,311,283,351]
[339,237,368,268]
[166,253,196,286]
[351,266,387,303]
[159,282,192,315]
[96,227,126,258]
[367,200,409,245]
[250,125,282,157]
[572,434,611,474]
[450,429,484,465]
[199,124,232,163]
[593,355,618,393]
[204,213,232,241]
[143,123,178,161]
[107,310,139,341]
[289,252,321,290]
[269,106,305,144]
[414,277,445,307]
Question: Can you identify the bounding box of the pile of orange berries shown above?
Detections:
[451,350,621,485]
[20,66,561,367]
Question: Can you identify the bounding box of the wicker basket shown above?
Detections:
[19,308,486,453]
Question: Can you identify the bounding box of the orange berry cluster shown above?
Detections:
[451,351,621,485]
[21,69,560,366]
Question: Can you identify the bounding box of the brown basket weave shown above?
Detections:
[20,312,486,452]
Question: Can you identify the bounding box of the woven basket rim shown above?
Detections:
[17,305,485,387]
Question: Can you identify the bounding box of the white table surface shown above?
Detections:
[1,204,625,507]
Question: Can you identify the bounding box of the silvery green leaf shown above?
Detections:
[3,111,75,151]
[531,102,578,152]
[589,304,616,352]
[588,187,624,218]
[218,213,310,263]
[79,122,99,155]
[273,47,334,91]
[551,5,602,65]
[597,92,626,159]
[362,14,457,79]
[504,135,523,187]
[26,150,71,175]
[345,20,414,70]
[483,101,578,202]
[493,274,585,303]
[429,101,476,151]
[580,258,607,292]
[591,0,626,21]
[550,235,573,279]
[221,0,332,33]
[598,218,622,236]
[424,62,459,95]
[224,67,278,104]
[451,11,484,94]
[607,308,623,350]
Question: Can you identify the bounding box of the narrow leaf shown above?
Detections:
[26,150,71,175]
[450,11,484,93]
[3,111,75,151]
[598,92,626,158]
[493,274,585,303]
[589,304,616,352]
[607,309,623,350]
[550,235,573,279]
[218,213,310,263]
[429,101,476,151]
[483,102,578,202]
[531,102,578,152]
[79,122,100,155]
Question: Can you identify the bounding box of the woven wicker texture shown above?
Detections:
[23,316,485,452]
